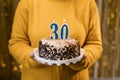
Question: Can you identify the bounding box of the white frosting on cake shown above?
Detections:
[41,38,78,48]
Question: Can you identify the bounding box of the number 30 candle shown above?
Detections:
[50,21,69,39]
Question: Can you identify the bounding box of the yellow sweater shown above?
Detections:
[9,0,103,80]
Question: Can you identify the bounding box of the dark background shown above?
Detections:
[0,0,120,80]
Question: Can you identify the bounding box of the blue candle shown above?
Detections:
[60,23,69,39]
[50,22,69,40]
[50,23,59,39]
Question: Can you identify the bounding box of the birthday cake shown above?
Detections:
[38,38,80,60]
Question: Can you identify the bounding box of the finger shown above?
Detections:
[30,52,35,58]
[44,62,49,65]
[83,54,87,58]
[82,53,87,60]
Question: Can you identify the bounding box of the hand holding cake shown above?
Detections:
[30,52,50,66]
[30,38,86,66]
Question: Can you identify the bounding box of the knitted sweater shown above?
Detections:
[9,0,103,80]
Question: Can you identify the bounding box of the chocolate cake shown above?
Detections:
[38,38,80,60]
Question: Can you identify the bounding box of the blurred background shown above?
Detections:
[0,0,120,80]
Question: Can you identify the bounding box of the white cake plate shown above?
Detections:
[34,48,84,66]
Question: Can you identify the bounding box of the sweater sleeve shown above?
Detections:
[8,0,43,68]
[69,0,103,71]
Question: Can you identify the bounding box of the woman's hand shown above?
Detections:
[29,52,49,66]
[82,53,87,60]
